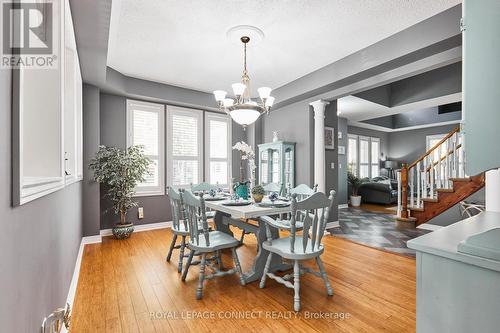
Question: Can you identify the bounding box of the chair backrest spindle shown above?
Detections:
[182,189,210,246]
[289,190,335,253]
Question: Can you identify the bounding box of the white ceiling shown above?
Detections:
[107,0,461,94]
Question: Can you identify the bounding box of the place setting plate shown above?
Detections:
[257,200,290,208]
[221,200,252,206]
[204,196,227,201]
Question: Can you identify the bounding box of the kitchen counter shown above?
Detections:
[408,211,500,272]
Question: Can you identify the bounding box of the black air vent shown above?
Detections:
[439,102,461,114]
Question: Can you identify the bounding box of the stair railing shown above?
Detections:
[397,127,465,218]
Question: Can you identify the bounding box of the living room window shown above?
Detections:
[205,113,232,187]
[127,100,165,196]
[348,134,380,178]
[167,106,203,187]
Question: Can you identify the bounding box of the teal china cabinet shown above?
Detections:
[258,141,295,187]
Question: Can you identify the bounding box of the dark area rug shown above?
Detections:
[328,207,430,257]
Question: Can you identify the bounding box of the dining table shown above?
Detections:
[204,198,293,283]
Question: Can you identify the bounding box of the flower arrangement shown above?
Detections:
[251,185,265,203]
[232,141,256,184]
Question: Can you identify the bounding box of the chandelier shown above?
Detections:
[213,36,275,129]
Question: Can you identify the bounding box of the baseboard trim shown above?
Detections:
[82,234,102,244]
[61,237,87,332]
[417,223,443,231]
[338,204,348,209]
[326,221,340,229]
[100,221,172,236]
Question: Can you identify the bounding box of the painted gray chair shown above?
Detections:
[289,183,318,200]
[190,182,219,219]
[263,182,284,196]
[259,190,335,311]
[166,187,190,273]
[182,189,246,299]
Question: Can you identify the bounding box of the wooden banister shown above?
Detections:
[425,144,462,172]
[408,127,460,169]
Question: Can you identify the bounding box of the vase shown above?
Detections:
[350,195,362,207]
[234,182,249,200]
[112,223,134,239]
[252,194,264,203]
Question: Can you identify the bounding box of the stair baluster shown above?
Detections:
[416,161,421,208]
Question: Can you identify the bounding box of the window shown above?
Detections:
[348,134,380,178]
[127,100,165,196]
[167,106,203,187]
[205,113,232,186]
[371,138,380,177]
[359,136,370,178]
[347,135,358,175]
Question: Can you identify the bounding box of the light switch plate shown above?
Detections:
[138,207,144,219]
[331,162,335,169]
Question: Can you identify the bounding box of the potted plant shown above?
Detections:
[89,145,151,239]
[251,185,265,203]
[348,171,363,207]
[232,141,255,200]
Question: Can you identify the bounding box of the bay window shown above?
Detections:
[167,106,203,187]
[205,113,232,186]
[127,100,165,196]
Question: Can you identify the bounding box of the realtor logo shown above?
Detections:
[1,0,57,68]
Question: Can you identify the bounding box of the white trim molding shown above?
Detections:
[326,221,340,229]
[100,221,172,236]
[417,223,443,231]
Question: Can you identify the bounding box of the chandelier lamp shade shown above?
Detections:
[213,36,275,128]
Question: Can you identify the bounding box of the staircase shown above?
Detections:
[396,127,485,226]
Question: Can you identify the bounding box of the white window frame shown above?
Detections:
[166,106,203,188]
[348,134,380,179]
[204,112,232,187]
[126,99,165,196]
[347,134,358,175]
[370,137,380,178]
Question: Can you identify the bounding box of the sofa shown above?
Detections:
[358,176,398,205]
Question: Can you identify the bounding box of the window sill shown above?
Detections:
[133,190,166,198]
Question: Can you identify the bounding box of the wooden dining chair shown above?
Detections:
[181,189,246,299]
[259,190,335,311]
[263,182,284,196]
[190,182,219,219]
[166,187,190,273]
[289,183,318,200]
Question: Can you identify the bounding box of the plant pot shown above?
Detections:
[350,195,362,207]
[112,223,134,239]
[252,194,264,203]
[234,182,249,200]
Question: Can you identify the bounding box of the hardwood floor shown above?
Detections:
[70,228,416,332]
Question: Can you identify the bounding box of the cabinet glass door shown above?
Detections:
[284,148,293,186]
[260,150,269,184]
[271,150,280,183]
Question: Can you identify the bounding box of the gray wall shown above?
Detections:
[337,118,349,205]
[262,100,314,186]
[324,102,339,221]
[387,124,457,164]
[82,84,101,236]
[99,93,246,229]
[1,67,83,332]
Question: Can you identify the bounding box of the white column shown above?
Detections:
[310,100,329,194]
[486,169,500,212]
